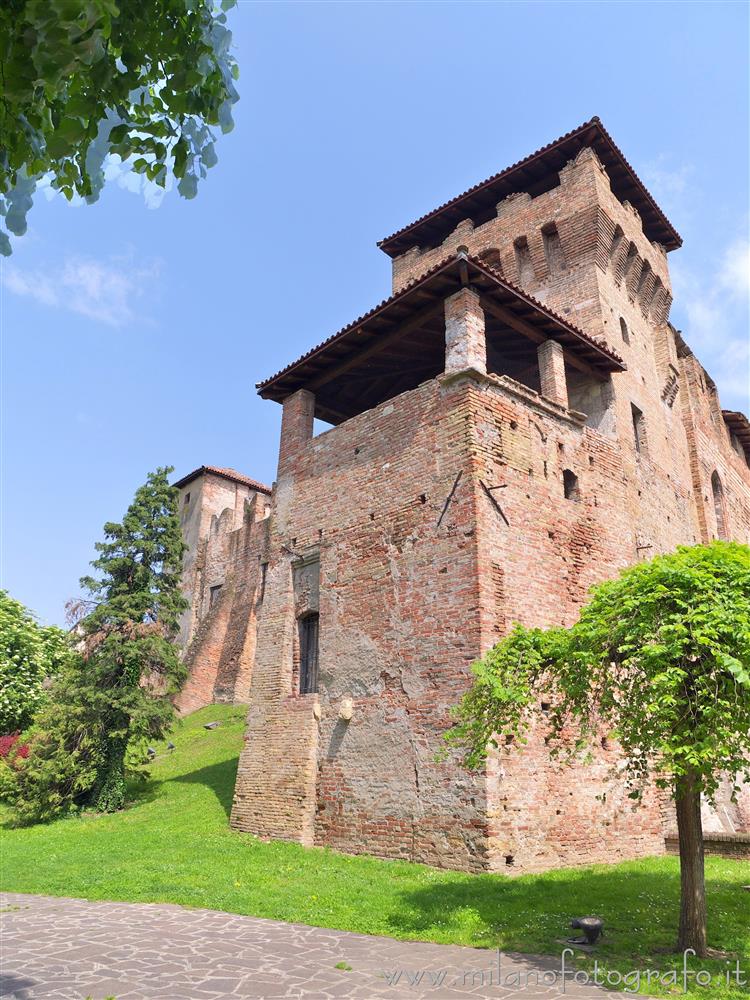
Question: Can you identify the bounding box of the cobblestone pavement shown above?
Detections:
[1,893,627,999]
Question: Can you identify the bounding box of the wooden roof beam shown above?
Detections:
[481,296,605,380]
[307,300,446,392]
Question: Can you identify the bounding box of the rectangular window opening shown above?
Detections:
[299,613,320,694]
[631,403,648,457]
[542,223,566,273]
[514,236,534,285]
[209,584,223,608]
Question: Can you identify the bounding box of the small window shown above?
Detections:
[184,492,191,505]
[711,471,727,540]
[637,260,656,311]
[542,223,566,273]
[631,403,648,456]
[514,236,534,285]
[259,562,268,602]
[609,225,624,266]
[209,584,223,607]
[563,469,580,501]
[477,247,504,275]
[299,613,320,694]
[619,317,630,344]
[622,243,639,282]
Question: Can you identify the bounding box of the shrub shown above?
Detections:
[0,591,75,733]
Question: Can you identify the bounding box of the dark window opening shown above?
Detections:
[477,247,504,275]
[609,225,624,265]
[621,243,639,287]
[184,492,191,505]
[299,613,320,694]
[631,403,648,456]
[259,562,268,602]
[711,471,727,540]
[209,584,223,608]
[637,260,656,311]
[619,317,630,344]
[542,223,566,273]
[505,854,515,867]
[563,469,580,501]
[514,236,534,285]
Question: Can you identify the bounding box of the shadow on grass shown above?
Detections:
[1,755,241,830]
[170,757,240,819]
[386,864,686,958]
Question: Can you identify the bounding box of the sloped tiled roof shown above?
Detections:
[378,117,681,257]
[173,465,271,494]
[257,251,624,408]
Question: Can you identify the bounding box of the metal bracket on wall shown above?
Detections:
[436,470,463,529]
[480,479,510,525]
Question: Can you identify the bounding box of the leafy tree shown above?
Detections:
[445,542,750,957]
[0,590,74,733]
[7,467,187,821]
[0,0,239,254]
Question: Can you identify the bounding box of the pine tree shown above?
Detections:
[8,468,187,821]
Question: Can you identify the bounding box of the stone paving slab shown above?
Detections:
[0,892,629,999]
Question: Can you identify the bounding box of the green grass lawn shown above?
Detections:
[2,704,748,998]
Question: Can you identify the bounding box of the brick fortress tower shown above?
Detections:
[176,119,750,872]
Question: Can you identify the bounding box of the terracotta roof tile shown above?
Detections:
[173,465,272,494]
[378,117,681,256]
[257,251,624,396]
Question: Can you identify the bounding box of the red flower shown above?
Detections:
[0,733,29,759]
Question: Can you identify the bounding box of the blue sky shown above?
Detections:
[2,1,748,626]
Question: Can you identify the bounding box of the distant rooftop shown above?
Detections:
[378,117,682,258]
[174,465,272,494]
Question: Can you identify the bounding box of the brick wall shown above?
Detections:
[176,474,270,713]
[231,379,490,869]
[665,833,750,861]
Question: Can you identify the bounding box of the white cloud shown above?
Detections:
[670,234,750,412]
[717,238,750,302]
[1,251,161,328]
[642,157,695,223]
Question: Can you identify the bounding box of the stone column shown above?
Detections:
[278,388,315,474]
[444,287,486,375]
[537,339,568,408]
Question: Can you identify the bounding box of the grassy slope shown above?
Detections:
[2,705,748,999]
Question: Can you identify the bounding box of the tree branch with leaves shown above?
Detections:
[0,0,239,254]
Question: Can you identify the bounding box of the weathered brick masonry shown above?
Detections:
[174,466,271,714]
[176,118,750,872]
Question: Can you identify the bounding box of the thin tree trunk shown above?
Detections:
[675,767,707,956]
